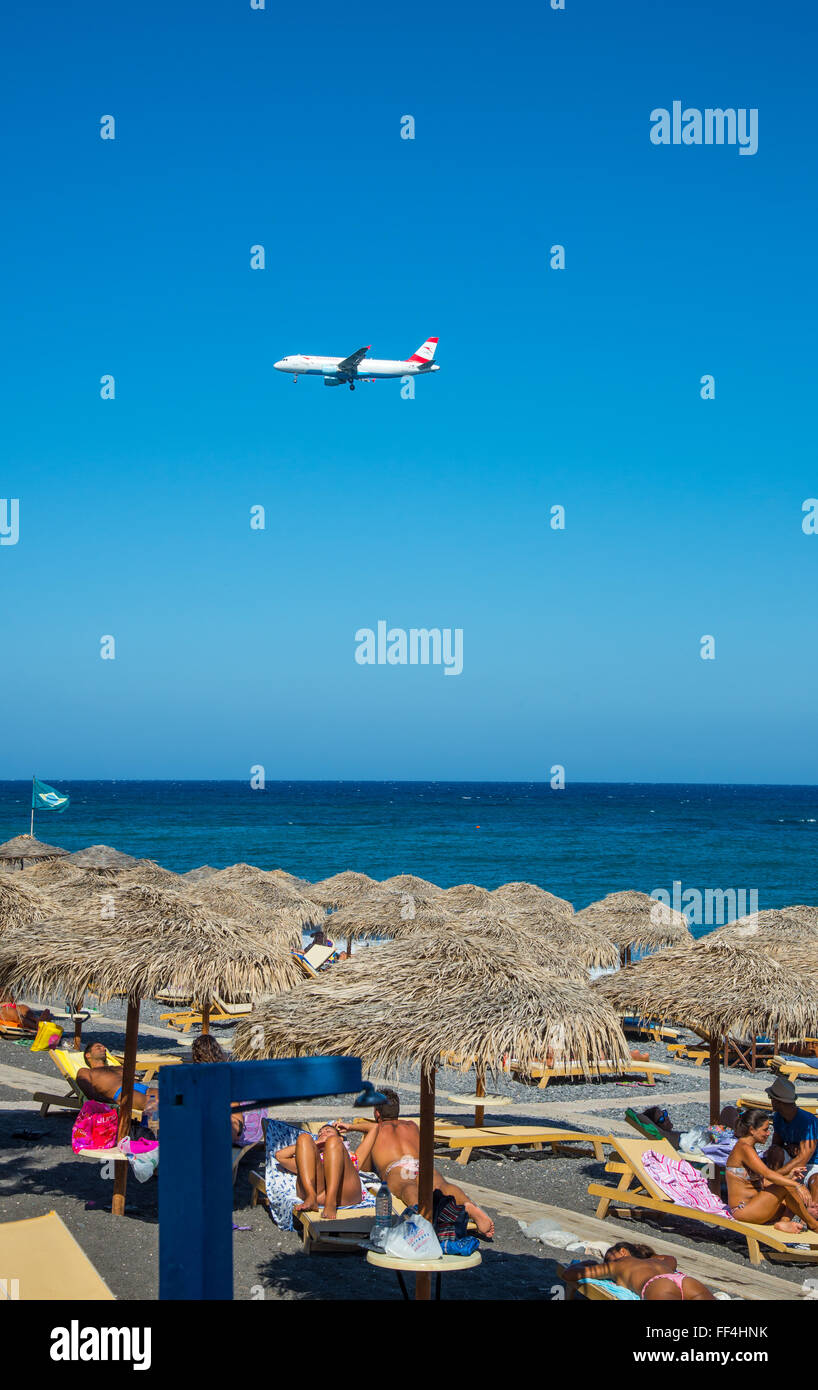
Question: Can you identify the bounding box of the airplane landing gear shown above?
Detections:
[292,375,298,383]
[349,382,355,391]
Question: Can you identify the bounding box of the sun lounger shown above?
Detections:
[31,1047,179,1116]
[738,1092,818,1115]
[769,1055,818,1084]
[623,1018,680,1044]
[0,1210,115,1299]
[588,1136,818,1266]
[557,1262,639,1301]
[722,1035,776,1071]
[510,1058,671,1089]
[666,1041,710,1066]
[159,996,252,1033]
[248,1167,407,1252]
[433,1123,609,1165]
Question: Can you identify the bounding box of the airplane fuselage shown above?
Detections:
[274,355,439,379]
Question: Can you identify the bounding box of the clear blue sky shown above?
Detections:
[2,0,816,781]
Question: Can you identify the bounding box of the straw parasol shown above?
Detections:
[440,883,494,912]
[491,881,574,917]
[0,883,305,1214]
[573,890,691,959]
[595,936,818,1119]
[469,906,621,972]
[20,857,84,888]
[67,845,138,876]
[706,907,818,948]
[234,930,628,1295]
[266,868,313,891]
[0,835,68,870]
[182,866,218,882]
[118,859,186,891]
[379,874,444,897]
[0,877,58,932]
[203,865,323,926]
[185,880,305,948]
[320,888,456,945]
[308,870,380,908]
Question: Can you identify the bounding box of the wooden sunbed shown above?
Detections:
[510,1058,671,1089]
[433,1122,609,1165]
[738,1092,818,1115]
[557,1262,626,1301]
[588,1136,818,1266]
[292,943,338,981]
[159,996,252,1032]
[31,1047,180,1115]
[623,1018,680,1044]
[248,1168,408,1253]
[0,1210,115,1299]
[667,1041,710,1066]
[769,1056,818,1085]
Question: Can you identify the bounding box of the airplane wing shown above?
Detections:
[336,345,371,373]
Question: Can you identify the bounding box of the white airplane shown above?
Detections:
[274,337,440,390]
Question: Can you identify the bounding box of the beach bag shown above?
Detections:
[382,1211,442,1261]
[432,1189,468,1240]
[31,1020,63,1051]
[71,1100,118,1153]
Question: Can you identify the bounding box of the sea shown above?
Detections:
[1,781,816,937]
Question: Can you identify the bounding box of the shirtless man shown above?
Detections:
[275,1124,365,1220]
[76,1041,158,1114]
[340,1088,495,1238]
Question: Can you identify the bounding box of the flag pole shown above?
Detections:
[30,776,34,837]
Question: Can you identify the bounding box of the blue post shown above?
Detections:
[158,1055,363,1300]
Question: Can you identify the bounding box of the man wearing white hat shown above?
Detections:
[766,1074,818,1203]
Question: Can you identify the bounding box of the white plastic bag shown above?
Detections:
[382,1211,442,1261]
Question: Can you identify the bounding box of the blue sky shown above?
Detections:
[2,0,816,781]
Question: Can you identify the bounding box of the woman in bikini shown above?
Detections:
[275,1123,367,1220]
[564,1242,715,1300]
[725,1108,818,1232]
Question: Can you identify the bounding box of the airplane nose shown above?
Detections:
[274,359,286,371]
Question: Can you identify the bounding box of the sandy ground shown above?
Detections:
[2,999,817,1300]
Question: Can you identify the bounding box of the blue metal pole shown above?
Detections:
[158,1056,363,1300]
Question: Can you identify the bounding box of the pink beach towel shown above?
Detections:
[642,1148,731,1217]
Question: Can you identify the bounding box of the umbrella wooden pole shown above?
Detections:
[112,996,140,1216]
[708,1035,721,1125]
[72,994,84,1051]
[201,1000,210,1035]
[416,1063,436,1302]
[475,1064,485,1128]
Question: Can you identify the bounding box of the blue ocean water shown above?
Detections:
[1,782,816,926]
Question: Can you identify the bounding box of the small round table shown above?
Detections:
[366,1248,481,1300]
[444,1093,512,1108]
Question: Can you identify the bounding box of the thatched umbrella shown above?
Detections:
[267,868,313,892]
[465,906,621,973]
[595,937,818,1120]
[707,907,818,947]
[118,859,186,891]
[491,882,574,918]
[0,835,68,870]
[0,877,57,931]
[379,874,443,897]
[440,883,494,912]
[308,870,380,909]
[573,890,691,961]
[0,883,305,1214]
[67,845,138,877]
[203,865,323,926]
[234,931,629,1297]
[20,858,84,888]
[321,888,455,948]
[185,880,305,949]
[182,865,218,883]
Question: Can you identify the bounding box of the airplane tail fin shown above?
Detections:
[406,336,439,364]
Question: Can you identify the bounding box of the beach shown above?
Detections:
[3,993,814,1302]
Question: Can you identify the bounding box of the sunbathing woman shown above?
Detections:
[725,1108,818,1232]
[275,1124,367,1221]
[564,1242,716,1301]
[0,1000,53,1035]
